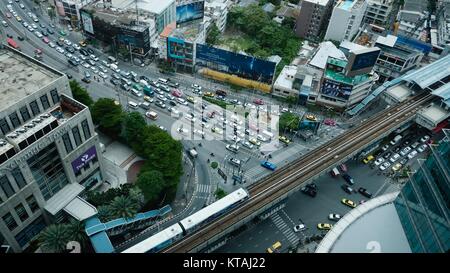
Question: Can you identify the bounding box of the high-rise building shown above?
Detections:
[0,47,104,252]
[394,130,450,253]
[325,0,368,42]
[295,0,334,42]
[364,0,394,27]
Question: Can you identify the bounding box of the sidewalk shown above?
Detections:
[170,154,198,215]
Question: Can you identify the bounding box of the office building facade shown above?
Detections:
[394,130,450,253]
[0,47,104,252]
[295,0,334,42]
[325,0,368,42]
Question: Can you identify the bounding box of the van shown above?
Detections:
[158,78,168,84]
[110,63,120,73]
[262,130,274,140]
[108,56,117,64]
[128,101,138,109]
[390,135,403,145]
[330,167,340,177]
[170,108,181,118]
[145,111,158,120]
[139,102,150,110]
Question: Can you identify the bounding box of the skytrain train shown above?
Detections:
[122,188,249,253]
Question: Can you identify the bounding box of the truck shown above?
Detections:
[188,148,198,158]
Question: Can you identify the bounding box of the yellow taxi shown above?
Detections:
[392,163,402,172]
[186,96,196,103]
[79,40,87,47]
[266,241,282,253]
[279,136,290,144]
[317,223,333,230]
[363,155,374,164]
[204,91,214,97]
[249,137,261,146]
[305,114,317,121]
[341,198,356,208]
[144,95,153,102]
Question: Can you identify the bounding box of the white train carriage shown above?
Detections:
[121,223,183,253]
[179,188,249,233]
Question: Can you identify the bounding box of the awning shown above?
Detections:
[63,196,98,221]
[44,183,84,216]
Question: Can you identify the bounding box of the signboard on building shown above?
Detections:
[196,43,277,84]
[321,78,353,100]
[71,146,97,173]
[80,10,94,35]
[345,47,380,77]
[176,1,205,26]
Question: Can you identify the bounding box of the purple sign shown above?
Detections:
[71,145,97,173]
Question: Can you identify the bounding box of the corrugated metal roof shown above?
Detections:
[402,54,450,89]
[431,83,450,100]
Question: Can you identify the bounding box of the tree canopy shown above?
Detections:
[279,112,300,132]
[206,23,221,46]
[91,98,124,137]
[135,170,165,204]
[69,80,93,108]
[121,111,147,150]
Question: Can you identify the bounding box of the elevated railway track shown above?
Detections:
[162,93,433,253]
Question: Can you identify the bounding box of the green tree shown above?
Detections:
[108,195,139,219]
[38,224,71,253]
[206,24,221,46]
[135,170,165,203]
[66,220,88,249]
[69,80,94,108]
[96,205,112,222]
[211,162,218,169]
[91,98,124,137]
[215,188,227,200]
[47,7,56,22]
[279,112,300,131]
[121,111,147,149]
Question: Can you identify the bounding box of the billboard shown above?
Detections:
[71,146,97,173]
[345,47,380,77]
[167,37,187,59]
[80,10,94,35]
[117,26,151,55]
[321,78,353,100]
[176,1,205,26]
[196,44,277,84]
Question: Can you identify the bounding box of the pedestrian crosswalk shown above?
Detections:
[270,213,299,246]
[196,184,211,194]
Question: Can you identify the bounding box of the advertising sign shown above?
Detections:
[218,168,227,180]
[321,78,353,100]
[345,48,380,77]
[176,1,205,26]
[71,146,97,173]
[80,11,94,35]
[196,44,277,84]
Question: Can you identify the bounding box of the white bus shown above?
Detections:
[146,111,158,120]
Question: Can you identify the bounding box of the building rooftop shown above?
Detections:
[338,0,359,11]
[0,49,59,112]
[385,83,413,102]
[303,0,330,6]
[309,41,347,70]
[160,22,177,38]
[170,22,205,43]
[419,104,449,124]
[402,54,450,89]
[316,192,412,253]
[274,65,297,89]
[111,0,174,15]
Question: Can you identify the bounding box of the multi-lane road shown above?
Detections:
[161,93,433,252]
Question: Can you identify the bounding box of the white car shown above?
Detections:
[98,72,108,79]
[407,150,418,159]
[34,31,43,38]
[399,146,412,156]
[177,127,189,135]
[389,153,400,163]
[90,66,99,74]
[257,134,268,142]
[328,214,341,221]
[374,157,385,166]
[157,94,167,102]
[101,60,110,67]
[281,107,289,113]
[379,162,391,171]
[31,23,37,29]
[56,47,65,54]
[417,144,427,153]
[242,141,254,149]
[65,53,73,59]
[381,144,389,151]
[420,135,430,143]
[19,4,25,9]
[89,54,99,61]
[27,25,34,32]
[131,89,142,97]
[191,84,201,89]
[73,44,80,50]
[98,65,108,73]
[293,224,306,233]
[64,39,72,46]
[48,42,56,48]
[82,62,91,69]
[184,115,196,123]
